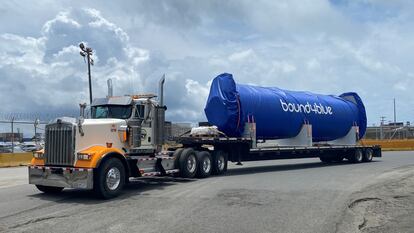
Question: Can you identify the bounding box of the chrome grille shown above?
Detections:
[44,122,75,166]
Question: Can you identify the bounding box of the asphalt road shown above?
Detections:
[0,151,413,233]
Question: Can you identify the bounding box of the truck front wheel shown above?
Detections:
[94,158,125,199]
[36,185,64,193]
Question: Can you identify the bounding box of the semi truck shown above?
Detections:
[29,74,381,199]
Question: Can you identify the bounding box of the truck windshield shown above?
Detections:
[91,105,132,119]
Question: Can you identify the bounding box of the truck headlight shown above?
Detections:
[33,152,44,159]
[77,153,93,160]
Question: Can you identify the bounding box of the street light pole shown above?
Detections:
[87,51,92,104]
[79,43,94,105]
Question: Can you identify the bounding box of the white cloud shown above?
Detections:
[0,8,151,115]
[271,61,297,74]
[306,59,320,70]
[228,49,254,62]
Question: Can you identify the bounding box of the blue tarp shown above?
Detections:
[204,73,367,141]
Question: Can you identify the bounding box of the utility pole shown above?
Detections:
[393,98,396,126]
[79,43,94,104]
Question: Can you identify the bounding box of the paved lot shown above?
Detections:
[0,151,413,233]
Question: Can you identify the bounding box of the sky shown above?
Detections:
[1,0,414,135]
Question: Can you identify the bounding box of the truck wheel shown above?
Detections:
[349,149,363,163]
[212,150,228,175]
[179,148,198,178]
[36,185,64,193]
[363,148,373,162]
[173,148,185,168]
[94,158,125,199]
[196,151,212,178]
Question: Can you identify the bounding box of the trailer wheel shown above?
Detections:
[179,148,198,178]
[196,151,212,178]
[94,158,125,199]
[349,149,363,163]
[35,185,64,193]
[363,148,373,162]
[212,150,228,175]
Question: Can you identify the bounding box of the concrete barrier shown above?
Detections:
[0,153,32,167]
[361,139,414,151]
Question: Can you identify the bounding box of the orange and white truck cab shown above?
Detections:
[28,77,176,198]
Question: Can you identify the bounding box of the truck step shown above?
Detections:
[139,169,180,177]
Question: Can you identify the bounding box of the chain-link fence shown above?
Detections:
[364,124,414,140]
[0,112,76,153]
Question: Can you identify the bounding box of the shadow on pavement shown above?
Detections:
[27,176,197,204]
[225,160,380,176]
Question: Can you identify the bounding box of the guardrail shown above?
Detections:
[0,153,32,167]
[361,139,414,151]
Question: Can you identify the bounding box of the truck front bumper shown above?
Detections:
[28,166,94,189]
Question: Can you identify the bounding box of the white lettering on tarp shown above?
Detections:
[280,99,333,115]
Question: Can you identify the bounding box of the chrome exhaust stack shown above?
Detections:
[107,78,113,98]
[153,75,166,151]
[158,74,165,107]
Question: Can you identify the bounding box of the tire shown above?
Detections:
[363,148,373,162]
[36,185,64,193]
[179,148,198,178]
[94,158,125,199]
[171,148,185,177]
[173,148,185,168]
[196,151,212,178]
[212,150,228,175]
[349,149,363,163]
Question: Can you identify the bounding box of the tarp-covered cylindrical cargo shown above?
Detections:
[204,73,367,141]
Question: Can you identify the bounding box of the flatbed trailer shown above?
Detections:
[147,135,382,179]
[178,135,381,162]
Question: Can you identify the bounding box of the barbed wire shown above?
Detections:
[0,112,78,122]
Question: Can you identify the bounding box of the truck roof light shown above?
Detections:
[131,94,157,99]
